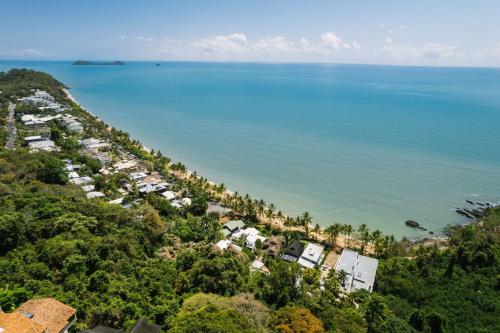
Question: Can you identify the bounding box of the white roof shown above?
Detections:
[246,234,267,249]
[242,227,260,237]
[68,171,79,179]
[334,249,379,292]
[108,197,124,204]
[69,176,93,185]
[24,135,42,142]
[87,191,105,199]
[21,115,35,121]
[171,201,182,208]
[181,197,192,205]
[28,140,55,149]
[161,191,175,200]
[81,185,95,192]
[297,243,324,269]
[215,240,231,251]
[129,172,147,180]
[251,259,265,271]
[114,160,137,171]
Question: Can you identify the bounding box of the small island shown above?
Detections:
[72,60,125,65]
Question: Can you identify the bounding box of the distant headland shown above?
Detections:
[72,60,125,65]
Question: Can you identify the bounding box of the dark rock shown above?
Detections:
[405,220,420,228]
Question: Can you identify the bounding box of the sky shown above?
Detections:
[1,0,500,67]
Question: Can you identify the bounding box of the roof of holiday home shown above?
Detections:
[224,220,245,231]
[129,319,161,333]
[0,312,46,333]
[283,239,305,258]
[114,160,137,170]
[80,325,126,333]
[15,298,76,333]
[206,203,232,215]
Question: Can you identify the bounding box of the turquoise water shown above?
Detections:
[2,61,500,238]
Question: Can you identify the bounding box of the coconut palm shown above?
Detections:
[343,224,353,248]
[301,211,312,238]
[313,223,321,240]
[337,269,349,288]
[328,223,343,249]
[371,229,382,256]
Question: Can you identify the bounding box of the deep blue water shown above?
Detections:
[2,60,500,238]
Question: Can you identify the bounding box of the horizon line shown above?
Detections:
[1,58,499,70]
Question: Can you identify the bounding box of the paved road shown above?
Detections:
[5,101,16,149]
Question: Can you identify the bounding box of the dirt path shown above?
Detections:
[5,102,16,149]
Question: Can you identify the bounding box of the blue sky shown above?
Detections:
[1,0,500,66]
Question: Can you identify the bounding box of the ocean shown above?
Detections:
[2,60,500,238]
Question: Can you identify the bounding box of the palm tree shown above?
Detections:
[371,229,382,256]
[337,269,349,288]
[329,223,343,249]
[357,224,370,254]
[313,223,321,240]
[301,211,312,238]
[284,216,294,228]
[344,224,353,248]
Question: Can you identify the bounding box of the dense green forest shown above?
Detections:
[0,69,499,332]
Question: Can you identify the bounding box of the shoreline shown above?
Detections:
[61,83,491,247]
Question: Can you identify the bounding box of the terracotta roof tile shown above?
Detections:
[0,311,46,333]
[15,298,76,333]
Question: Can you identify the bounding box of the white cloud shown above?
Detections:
[321,32,343,50]
[380,42,457,59]
[253,36,294,53]
[421,43,457,58]
[191,33,248,53]
[136,36,155,42]
[120,35,126,40]
[129,31,361,61]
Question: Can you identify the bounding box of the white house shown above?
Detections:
[297,243,325,269]
[161,191,176,200]
[69,176,93,185]
[87,191,105,199]
[334,249,379,293]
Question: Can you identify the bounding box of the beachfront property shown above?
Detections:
[222,219,245,237]
[206,203,233,217]
[19,89,55,106]
[28,139,57,152]
[262,235,285,257]
[81,185,95,192]
[61,115,83,133]
[334,248,379,292]
[114,160,138,172]
[297,242,325,269]
[0,297,76,333]
[281,239,305,262]
[80,138,111,151]
[87,191,105,199]
[231,227,267,249]
[69,176,93,185]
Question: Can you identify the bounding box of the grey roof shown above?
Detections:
[334,248,378,292]
[223,220,245,232]
[130,319,161,333]
[283,239,305,258]
[80,325,125,333]
[206,203,232,215]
